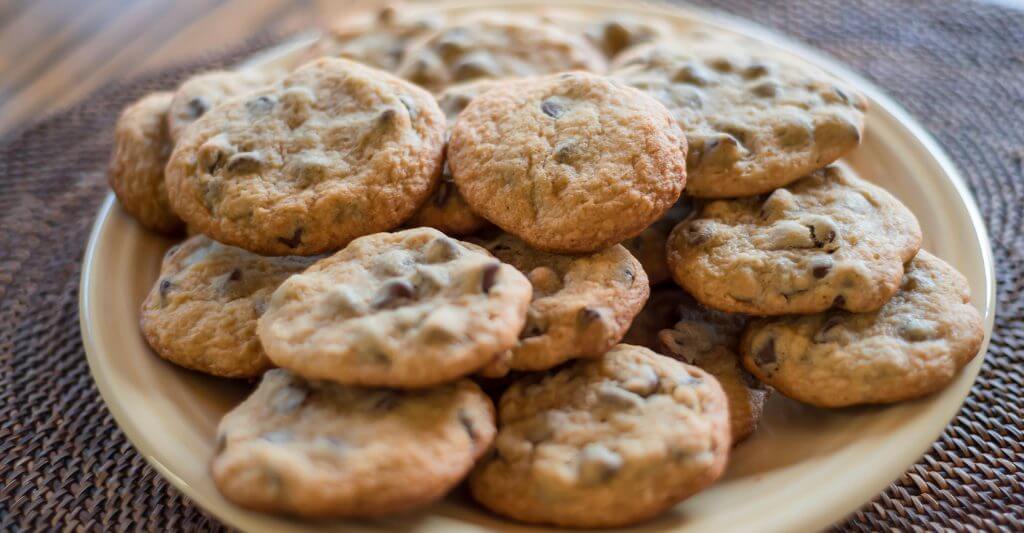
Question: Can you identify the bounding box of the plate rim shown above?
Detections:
[79,1,997,531]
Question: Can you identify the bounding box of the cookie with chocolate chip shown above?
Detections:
[212,369,495,517]
[166,58,446,256]
[140,235,315,378]
[622,197,694,284]
[624,285,768,443]
[108,91,183,234]
[167,68,281,142]
[471,232,649,372]
[667,166,921,315]
[257,228,532,388]
[397,14,607,93]
[613,42,867,198]
[405,79,506,235]
[450,72,688,253]
[298,3,444,72]
[741,250,984,407]
[469,344,730,528]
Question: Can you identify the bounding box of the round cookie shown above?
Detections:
[622,197,694,284]
[298,4,444,72]
[140,235,315,378]
[741,250,984,407]
[612,42,867,198]
[470,231,649,372]
[405,79,505,235]
[107,91,183,234]
[257,227,532,388]
[449,72,688,253]
[212,369,495,517]
[165,58,446,256]
[167,68,282,142]
[623,285,768,443]
[469,344,730,528]
[667,165,922,315]
[397,14,607,93]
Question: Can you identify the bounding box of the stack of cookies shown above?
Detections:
[108,4,985,528]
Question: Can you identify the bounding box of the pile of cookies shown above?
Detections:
[108,4,985,528]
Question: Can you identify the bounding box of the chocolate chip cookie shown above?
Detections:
[469,344,730,528]
[299,4,444,72]
[107,91,183,234]
[470,232,649,372]
[165,57,446,256]
[140,235,314,378]
[623,285,768,442]
[741,250,984,407]
[449,72,688,253]
[257,228,532,388]
[397,14,607,93]
[167,68,282,143]
[613,42,867,198]
[212,369,495,517]
[622,197,694,284]
[405,79,505,235]
[668,166,921,315]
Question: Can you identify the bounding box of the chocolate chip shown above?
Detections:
[377,108,398,126]
[672,64,709,86]
[832,294,846,308]
[708,57,733,72]
[754,338,776,366]
[813,315,845,343]
[742,62,770,79]
[261,431,292,443]
[540,98,563,118]
[277,227,303,249]
[246,95,275,115]
[811,256,833,279]
[623,268,635,284]
[226,151,262,174]
[158,279,173,300]
[520,321,546,339]
[458,409,477,443]
[371,279,416,309]
[272,385,308,414]
[751,81,779,98]
[206,151,225,174]
[807,224,836,248]
[554,140,578,164]
[685,221,711,246]
[480,262,501,293]
[227,269,242,282]
[187,97,208,118]
[578,443,623,485]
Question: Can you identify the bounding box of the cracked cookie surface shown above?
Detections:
[405,79,505,235]
[667,166,921,315]
[212,369,495,517]
[449,72,688,253]
[166,57,446,256]
[471,232,649,372]
[257,228,532,388]
[167,68,282,143]
[108,91,183,234]
[741,250,984,407]
[613,42,867,198]
[397,14,606,93]
[469,344,730,528]
[140,235,315,378]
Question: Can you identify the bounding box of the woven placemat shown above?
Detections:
[1,0,1021,530]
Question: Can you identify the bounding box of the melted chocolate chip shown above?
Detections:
[520,320,546,339]
[227,268,242,282]
[577,306,602,326]
[540,98,563,118]
[811,257,833,279]
[226,152,261,173]
[158,279,173,299]
[832,295,846,308]
[187,97,208,118]
[754,338,776,366]
[480,262,501,293]
[372,279,417,309]
[277,228,303,249]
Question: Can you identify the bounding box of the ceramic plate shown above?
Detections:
[79,1,995,531]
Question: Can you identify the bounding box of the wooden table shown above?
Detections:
[0,0,377,136]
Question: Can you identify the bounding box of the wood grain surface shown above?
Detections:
[0,0,383,136]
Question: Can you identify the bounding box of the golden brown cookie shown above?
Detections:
[449,72,688,253]
[165,58,446,256]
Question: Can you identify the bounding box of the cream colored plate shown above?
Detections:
[80,1,996,531]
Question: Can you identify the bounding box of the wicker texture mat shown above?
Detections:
[0,0,1021,530]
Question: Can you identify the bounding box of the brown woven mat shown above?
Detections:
[1,0,1022,530]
